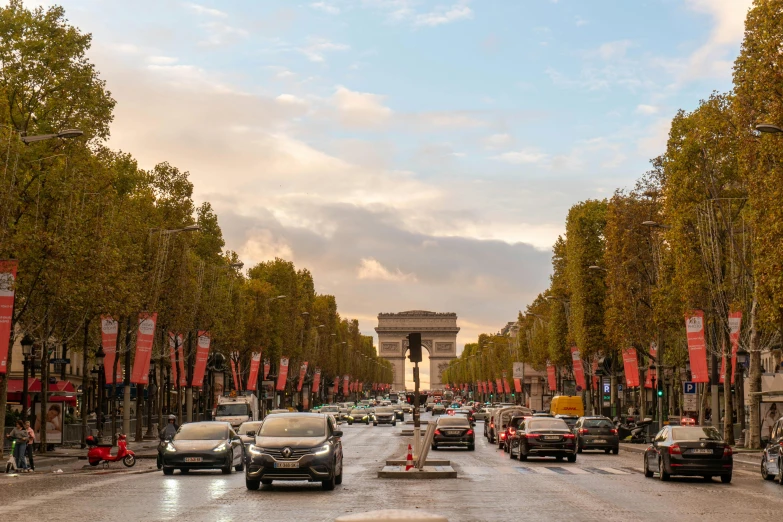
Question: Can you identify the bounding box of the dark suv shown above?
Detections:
[245,413,344,491]
[574,416,619,454]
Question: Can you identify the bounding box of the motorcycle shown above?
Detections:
[86,433,136,467]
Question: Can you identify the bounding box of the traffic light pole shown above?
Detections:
[413,361,420,457]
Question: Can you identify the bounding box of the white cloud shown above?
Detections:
[597,40,633,61]
[310,2,340,14]
[333,85,392,127]
[185,2,228,18]
[298,37,350,62]
[199,22,249,46]
[635,104,659,115]
[240,229,294,266]
[147,56,178,65]
[492,149,548,164]
[357,258,417,282]
[276,94,308,106]
[483,133,513,149]
[414,2,473,27]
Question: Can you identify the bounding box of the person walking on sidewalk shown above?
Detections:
[5,420,30,472]
[24,421,35,471]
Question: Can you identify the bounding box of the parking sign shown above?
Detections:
[683,381,698,411]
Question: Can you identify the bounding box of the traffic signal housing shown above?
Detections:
[407,333,422,363]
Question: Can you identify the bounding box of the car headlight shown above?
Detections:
[314,443,331,456]
[165,442,177,453]
[213,442,229,452]
[249,445,265,456]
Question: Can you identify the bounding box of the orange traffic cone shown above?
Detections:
[405,444,414,471]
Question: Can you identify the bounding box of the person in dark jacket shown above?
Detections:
[157,415,179,470]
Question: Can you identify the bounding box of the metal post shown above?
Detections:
[186,331,193,423]
[21,355,29,422]
[123,317,132,437]
[413,361,421,457]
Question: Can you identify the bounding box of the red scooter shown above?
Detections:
[86,434,136,467]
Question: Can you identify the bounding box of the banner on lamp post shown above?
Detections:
[343,375,349,396]
[571,347,586,390]
[720,312,742,385]
[191,332,211,388]
[0,260,18,374]
[547,365,557,391]
[645,343,657,389]
[275,356,289,391]
[297,362,308,392]
[246,352,261,391]
[513,378,522,393]
[622,348,640,388]
[101,316,122,384]
[502,370,511,394]
[312,368,321,395]
[130,312,157,384]
[685,311,709,383]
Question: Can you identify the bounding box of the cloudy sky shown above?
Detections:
[21,0,750,385]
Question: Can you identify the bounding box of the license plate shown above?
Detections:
[447,431,461,435]
[543,436,560,440]
[593,439,606,443]
[691,449,712,454]
[184,457,202,462]
[274,462,299,469]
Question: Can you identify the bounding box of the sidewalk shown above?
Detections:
[38,439,160,460]
[620,442,761,467]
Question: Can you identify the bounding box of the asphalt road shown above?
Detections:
[2,412,782,521]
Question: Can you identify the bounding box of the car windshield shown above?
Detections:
[350,410,366,415]
[174,424,228,441]
[672,427,722,441]
[584,419,613,428]
[528,419,569,431]
[216,403,250,416]
[376,407,393,413]
[238,422,263,434]
[259,417,325,437]
[437,417,470,427]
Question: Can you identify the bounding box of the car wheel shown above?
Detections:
[221,459,232,474]
[612,447,619,455]
[555,456,564,462]
[468,444,475,451]
[235,462,244,472]
[373,422,377,426]
[163,467,174,475]
[156,455,162,470]
[567,454,576,463]
[261,478,273,485]
[643,456,654,478]
[392,422,396,427]
[605,448,611,454]
[180,468,189,474]
[246,479,260,490]
[431,444,438,450]
[509,445,516,459]
[322,471,337,491]
[335,461,344,485]
[721,474,732,484]
[778,458,783,484]
[519,444,528,461]
[658,458,670,481]
[762,458,775,480]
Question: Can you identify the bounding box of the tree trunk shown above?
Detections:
[81,318,91,449]
[40,340,49,453]
[135,383,144,441]
[748,296,762,449]
[723,330,735,445]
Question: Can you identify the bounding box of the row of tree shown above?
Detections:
[444,0,783,448]
[0,1,391,450]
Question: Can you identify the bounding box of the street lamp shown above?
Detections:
[20,128,84,144]
[95,344,106,437]
[20,334,34,421]
[755,123,783,134]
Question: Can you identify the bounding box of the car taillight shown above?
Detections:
[723,446,732,457]
[579,428,588,435]
[610,429,618,435]
[466,429,474,436]
[490,423,494,429]
[508,428,516,436]
[526,433,540,439]
[563,433,575,439]
[668,444,682,455]
[500,433,506,440]
[434,429,442,436]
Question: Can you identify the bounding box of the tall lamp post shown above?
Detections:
[94,345,106,438]
[20,334,34,421]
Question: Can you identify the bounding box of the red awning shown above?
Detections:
[6,379,77,406]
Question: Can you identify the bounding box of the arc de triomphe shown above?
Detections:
[375,311,459,391]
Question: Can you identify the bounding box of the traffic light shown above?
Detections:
[407,333,422,363]
[657,388,663,397]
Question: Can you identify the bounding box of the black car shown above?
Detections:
[574,416,619,454]
[245,413,344,491]
[432,416,475,450]
[161,421,244,475]
[454,409,476,426]
[643,425,732,483]
[509,417,576,462]
[555,414,579,431]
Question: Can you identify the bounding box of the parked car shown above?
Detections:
[161,421,244,475]
[574,416,619,454]
[245,413,343,490]
[432,416,475,451]
[509,417,576,462]
[761,417,783,481]
[643,425,732,483]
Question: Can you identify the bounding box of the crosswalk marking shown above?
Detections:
[515,466,630,476]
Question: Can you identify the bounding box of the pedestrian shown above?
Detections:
[24,420,35,471]
[5,420,30,472]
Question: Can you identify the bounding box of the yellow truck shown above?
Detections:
[549,395,584,417]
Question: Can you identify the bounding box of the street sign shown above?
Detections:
[683,381,698,411]
[603,383,610,394]
[575,385,582,392]
[512,362,524,380]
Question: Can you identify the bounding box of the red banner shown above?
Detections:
[591,359,599,391]
[190,331,210,388]
[513,378,522,393]
[312,368,321,394]
[645,343,657,389]
[571,347,586,390]
[503,379,511,394]
[101,316,122,384]
[342,375,349,396]
[721,312,742,385]
[547,365,557,391]
[276,356,290,391]
[495,378,503,393]
[333,376,339,396]
[130,312,157,384]
[0,260,18,374]
[230,353,239,390]
[297,362,308,392]
[622,348,640,388]
[685,311,709,383]
[246,352,261,391]
[263,358,270,379]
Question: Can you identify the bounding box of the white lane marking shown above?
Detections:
[597,467,630,475]
[528,466,559,474]
[564,467,590,474]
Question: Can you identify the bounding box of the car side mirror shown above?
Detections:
[334,430,344,438]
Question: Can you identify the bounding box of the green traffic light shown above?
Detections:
[657,389,663,397]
